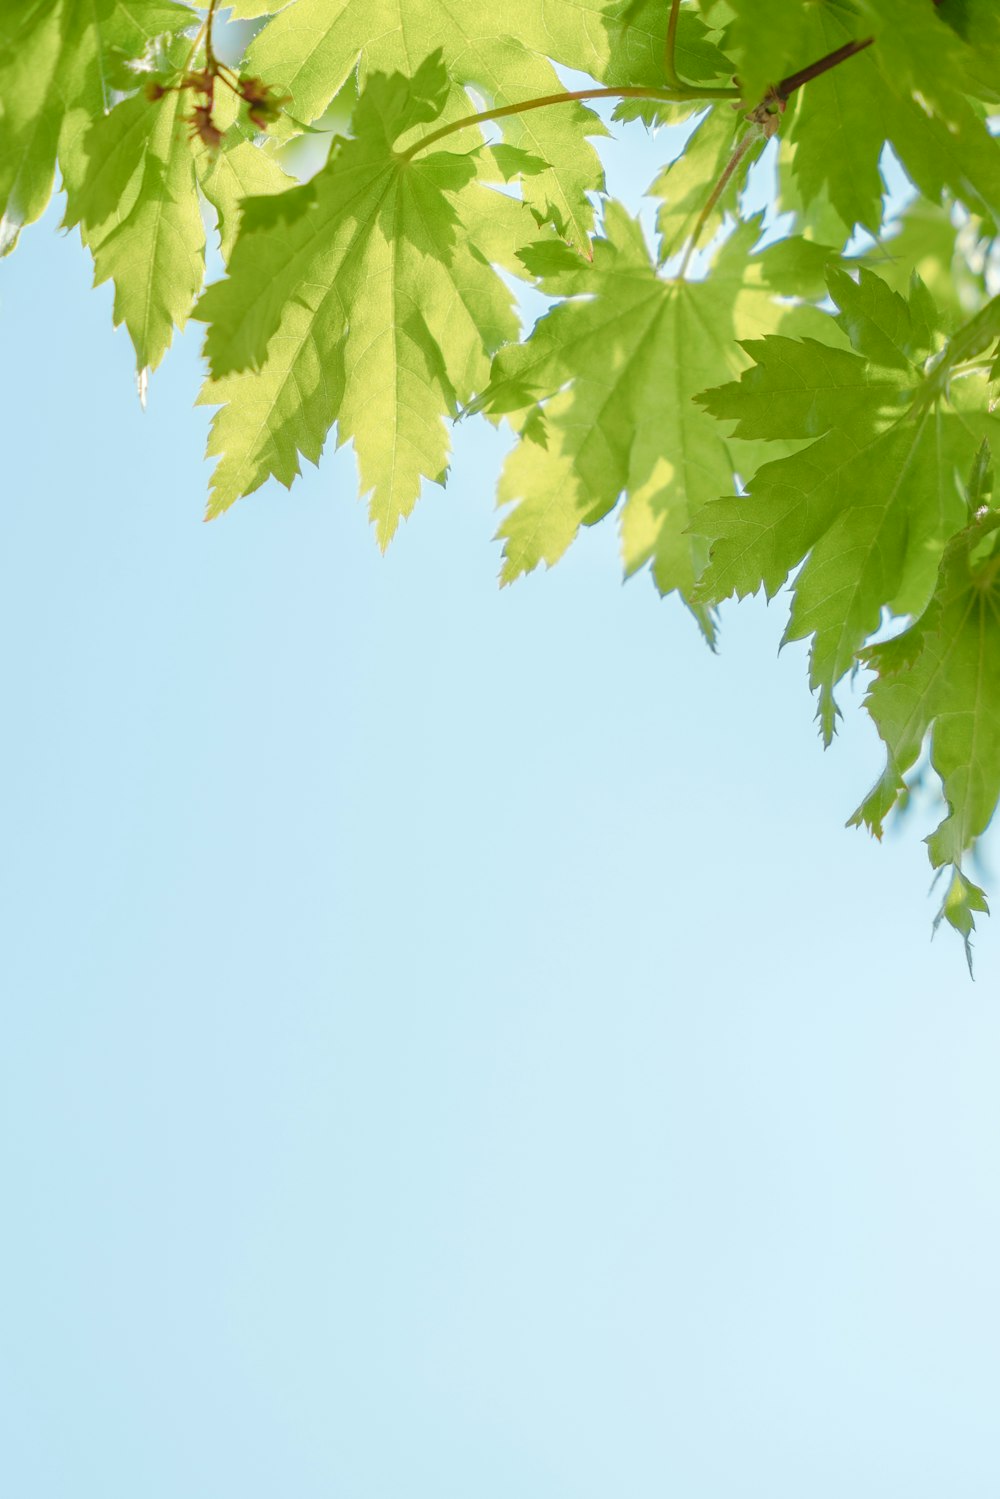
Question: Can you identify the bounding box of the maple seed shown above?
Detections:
[188,103,224,150]
[238,75,289,129]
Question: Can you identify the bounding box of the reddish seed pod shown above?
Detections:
[188,103,224,150]
[239,74,289,128]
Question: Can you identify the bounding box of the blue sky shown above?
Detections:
[3,94,1000,1498]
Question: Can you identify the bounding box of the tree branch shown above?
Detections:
[777,38,874,100]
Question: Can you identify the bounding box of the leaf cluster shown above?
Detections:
[4,0,1000,961]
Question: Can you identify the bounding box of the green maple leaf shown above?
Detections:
[856,197,991,326]
[935,0,1000,102]
[194,52,525,542]
[786,0,1000,235]
[64,80,203,373]
[850,444,1000,970]
[859,0,1000,109]
[64,59,295,370]
[241,0,728,245]
[720,0,816,108]
[467,209,834,636]
[695,267,1000,741]
[0,0,194,254]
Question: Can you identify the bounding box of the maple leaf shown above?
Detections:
[860,0,1000,110]
[716,0,818,110]
[195,52,526,542]
[0,0,194,255]
[196,119,297,263]
[694,268,1000,742]
[854,196,993,327]
[65,82,204,374]
[788,0,1000,234]
[241,0,729,246]
[468,209,835,637]
[5,0,1000,957]
[194,73,296,260]
[63,54,296,371]
[850,444,1000,971]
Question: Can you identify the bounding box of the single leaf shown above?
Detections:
[68,83,205,372]
[695,269,1000,740]
[195,54,524,542]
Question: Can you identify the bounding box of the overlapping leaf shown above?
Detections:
[713,0,816,109]
[67,82,205,374]
[649,104,764,265]
[856,197,991,326]
[695,268,1000,738]
[468,209,835,635]
[0,0,194,253]
[64,62,294,370]
[7,1,1000,955]
[196,112,297,262]
[241,0,730,245]
[788,0,1000,233]
[195,53,528,540]
[850,445,1000,966]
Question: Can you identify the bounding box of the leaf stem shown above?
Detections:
[204,0,222,71]
[664,0,683,89]
[401,82,740,161]
[677,124,762,276]
[182,16,209,74]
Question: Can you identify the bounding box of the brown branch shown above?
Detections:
[776,38,874,100]
[777,2,944,101]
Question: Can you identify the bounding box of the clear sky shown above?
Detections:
[3,99,1000,1499]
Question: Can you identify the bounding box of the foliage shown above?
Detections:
[3,0,1000,962]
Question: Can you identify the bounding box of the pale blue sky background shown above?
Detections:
[3,97,1000,1497]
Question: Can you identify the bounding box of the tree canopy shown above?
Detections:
[3,0,999,963]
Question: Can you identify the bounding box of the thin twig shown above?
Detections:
[181,16,209,74]
[204,0,221,70]
[677,125,762,277]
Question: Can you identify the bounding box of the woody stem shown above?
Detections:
[776,37,874,99]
